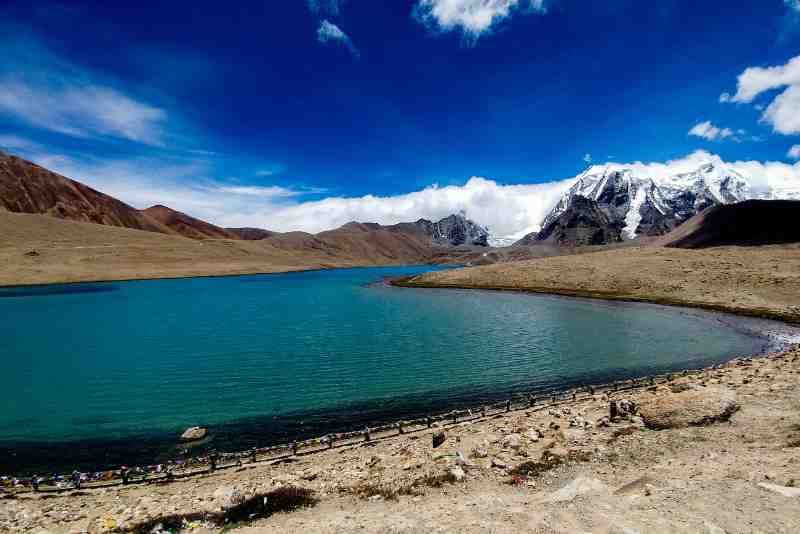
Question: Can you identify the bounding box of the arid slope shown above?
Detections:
[141,205,240,240]
[0,211,371,286]
[0,152,172,234]
[402,244,800,323]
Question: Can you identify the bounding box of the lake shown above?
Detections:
[0,265,785,474]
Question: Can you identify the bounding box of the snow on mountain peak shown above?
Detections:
[539,156,795,242]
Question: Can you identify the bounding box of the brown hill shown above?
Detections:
[0,151,172,234]
[316,221,435,263]
[226,227,278,240]
[141,205,238,240]
[0,210,362,286]
[661,200,800,249]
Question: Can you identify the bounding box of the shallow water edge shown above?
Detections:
[3,288,797,477]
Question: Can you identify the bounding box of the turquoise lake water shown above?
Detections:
[0,265,777,473]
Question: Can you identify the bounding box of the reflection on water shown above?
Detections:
[0,283,118,298]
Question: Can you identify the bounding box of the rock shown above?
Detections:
[502,433,523,450]
[636,386,738,429]
[543,447,569,462]
[548,476,609,503]
[596,416,610,427]
[618,399,636,416]
[614,476,654,496]
[757,482,800,498]
[569,416,591,429]
[179,426,208,442]
[525,429,541,442]
[448,466,466,482]
[490,457,508,469]
[470,447,488,459]
[432,431,446,448]
[212,486,244,510]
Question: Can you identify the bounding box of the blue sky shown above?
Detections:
[1,0,800,237]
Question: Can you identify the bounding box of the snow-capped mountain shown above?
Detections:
[414,212,490,247]
[527,160,800,246]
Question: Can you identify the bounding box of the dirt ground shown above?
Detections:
[0,211,371,286]
[3,347,799,533]
[403,244,800,324]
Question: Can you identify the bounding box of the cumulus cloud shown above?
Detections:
[230,177,574,238]
[787,0,800,13]
[414,0,548,41]
[722,55,800,135]
[788,145,800,159]
[688,121,736,141]
[317,20,360,58]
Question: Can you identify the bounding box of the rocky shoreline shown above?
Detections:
[3,344,800,533]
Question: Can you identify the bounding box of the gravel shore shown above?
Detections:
[3,346,799,533]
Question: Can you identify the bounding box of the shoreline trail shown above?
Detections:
[3,346,799,533]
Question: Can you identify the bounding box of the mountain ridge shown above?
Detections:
[517,159,800,247]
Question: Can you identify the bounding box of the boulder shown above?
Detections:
[180,426,208,442]
[432,431,446,448]
[211,486,244,511]
[636,386,738,429]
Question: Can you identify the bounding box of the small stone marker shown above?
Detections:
[432,430,446,448]
[180,426,208,442]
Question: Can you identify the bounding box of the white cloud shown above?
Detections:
[317,20,360,58]
[787,0,800,13]
[213,185,323,197]
[0,35,167,146]
[788,145,800,159]
[762,85,800,135]
[688,121,736,141]
[722,55,800,135]
[414,0,547,41]
[583,153,592,163]
[307,0,344,16]
[238,177,573,238]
